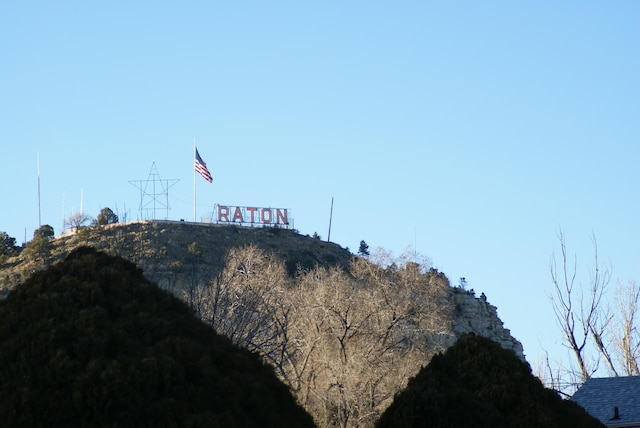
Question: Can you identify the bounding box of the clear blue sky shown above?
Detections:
[2,1,639,372]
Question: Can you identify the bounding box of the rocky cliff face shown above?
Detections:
[450,289,525,360]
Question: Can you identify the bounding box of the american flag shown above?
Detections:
[195,148,213,183]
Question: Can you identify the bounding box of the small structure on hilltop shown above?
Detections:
[129,162,179,221]
[213,204,292,229]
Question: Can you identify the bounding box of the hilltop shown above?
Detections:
[1,220,352,295]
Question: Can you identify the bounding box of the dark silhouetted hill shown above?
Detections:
[0,247,316,428]
[375,333,604,428]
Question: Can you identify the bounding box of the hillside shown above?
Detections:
[0,221,525,427]
[1,220,523,355]
[0,247,316,427]
[0,220,352,295]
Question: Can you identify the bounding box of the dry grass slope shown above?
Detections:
[0,221,352,297]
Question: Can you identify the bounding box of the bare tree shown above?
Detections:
[65,211,92,232]
[613,280,640,375]
[285,255,452,428]
[548,231,612,392]
[187,245,453,428]
[189,245,291,369]
[544,232,640,397]
[535,350,568,397]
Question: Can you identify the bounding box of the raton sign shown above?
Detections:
[215,204,291,228]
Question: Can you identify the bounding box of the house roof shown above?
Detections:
[571,376,640,427]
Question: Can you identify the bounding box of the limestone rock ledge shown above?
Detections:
[450,289,525,361]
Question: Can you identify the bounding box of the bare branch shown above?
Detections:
[550,230,591,382]
[614,280,640,375]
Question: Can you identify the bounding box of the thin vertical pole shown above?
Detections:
[37,153,41,227]
[193,138,196,222]
[327,196,334,242]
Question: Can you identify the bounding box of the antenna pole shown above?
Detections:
[327,196,334,242]
[37,152,41,227]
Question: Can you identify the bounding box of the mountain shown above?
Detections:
[0,246,316,427]
[1,220,524,355]
[375,333,604,428]
[0,220,526,427]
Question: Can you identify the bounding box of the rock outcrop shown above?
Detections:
[450,288,525,360]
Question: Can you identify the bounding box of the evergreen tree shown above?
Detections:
[0,247,316,428]
[24,225,54,261]
[376,333,604,428]
[95,207,119,226]
[0,232,18,257]
[358,240,370,256]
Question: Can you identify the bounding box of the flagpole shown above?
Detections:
[193,138,196,222]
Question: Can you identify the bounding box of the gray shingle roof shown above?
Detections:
[571,376,640,427]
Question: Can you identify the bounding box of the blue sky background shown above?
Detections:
[2,1,639,373]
